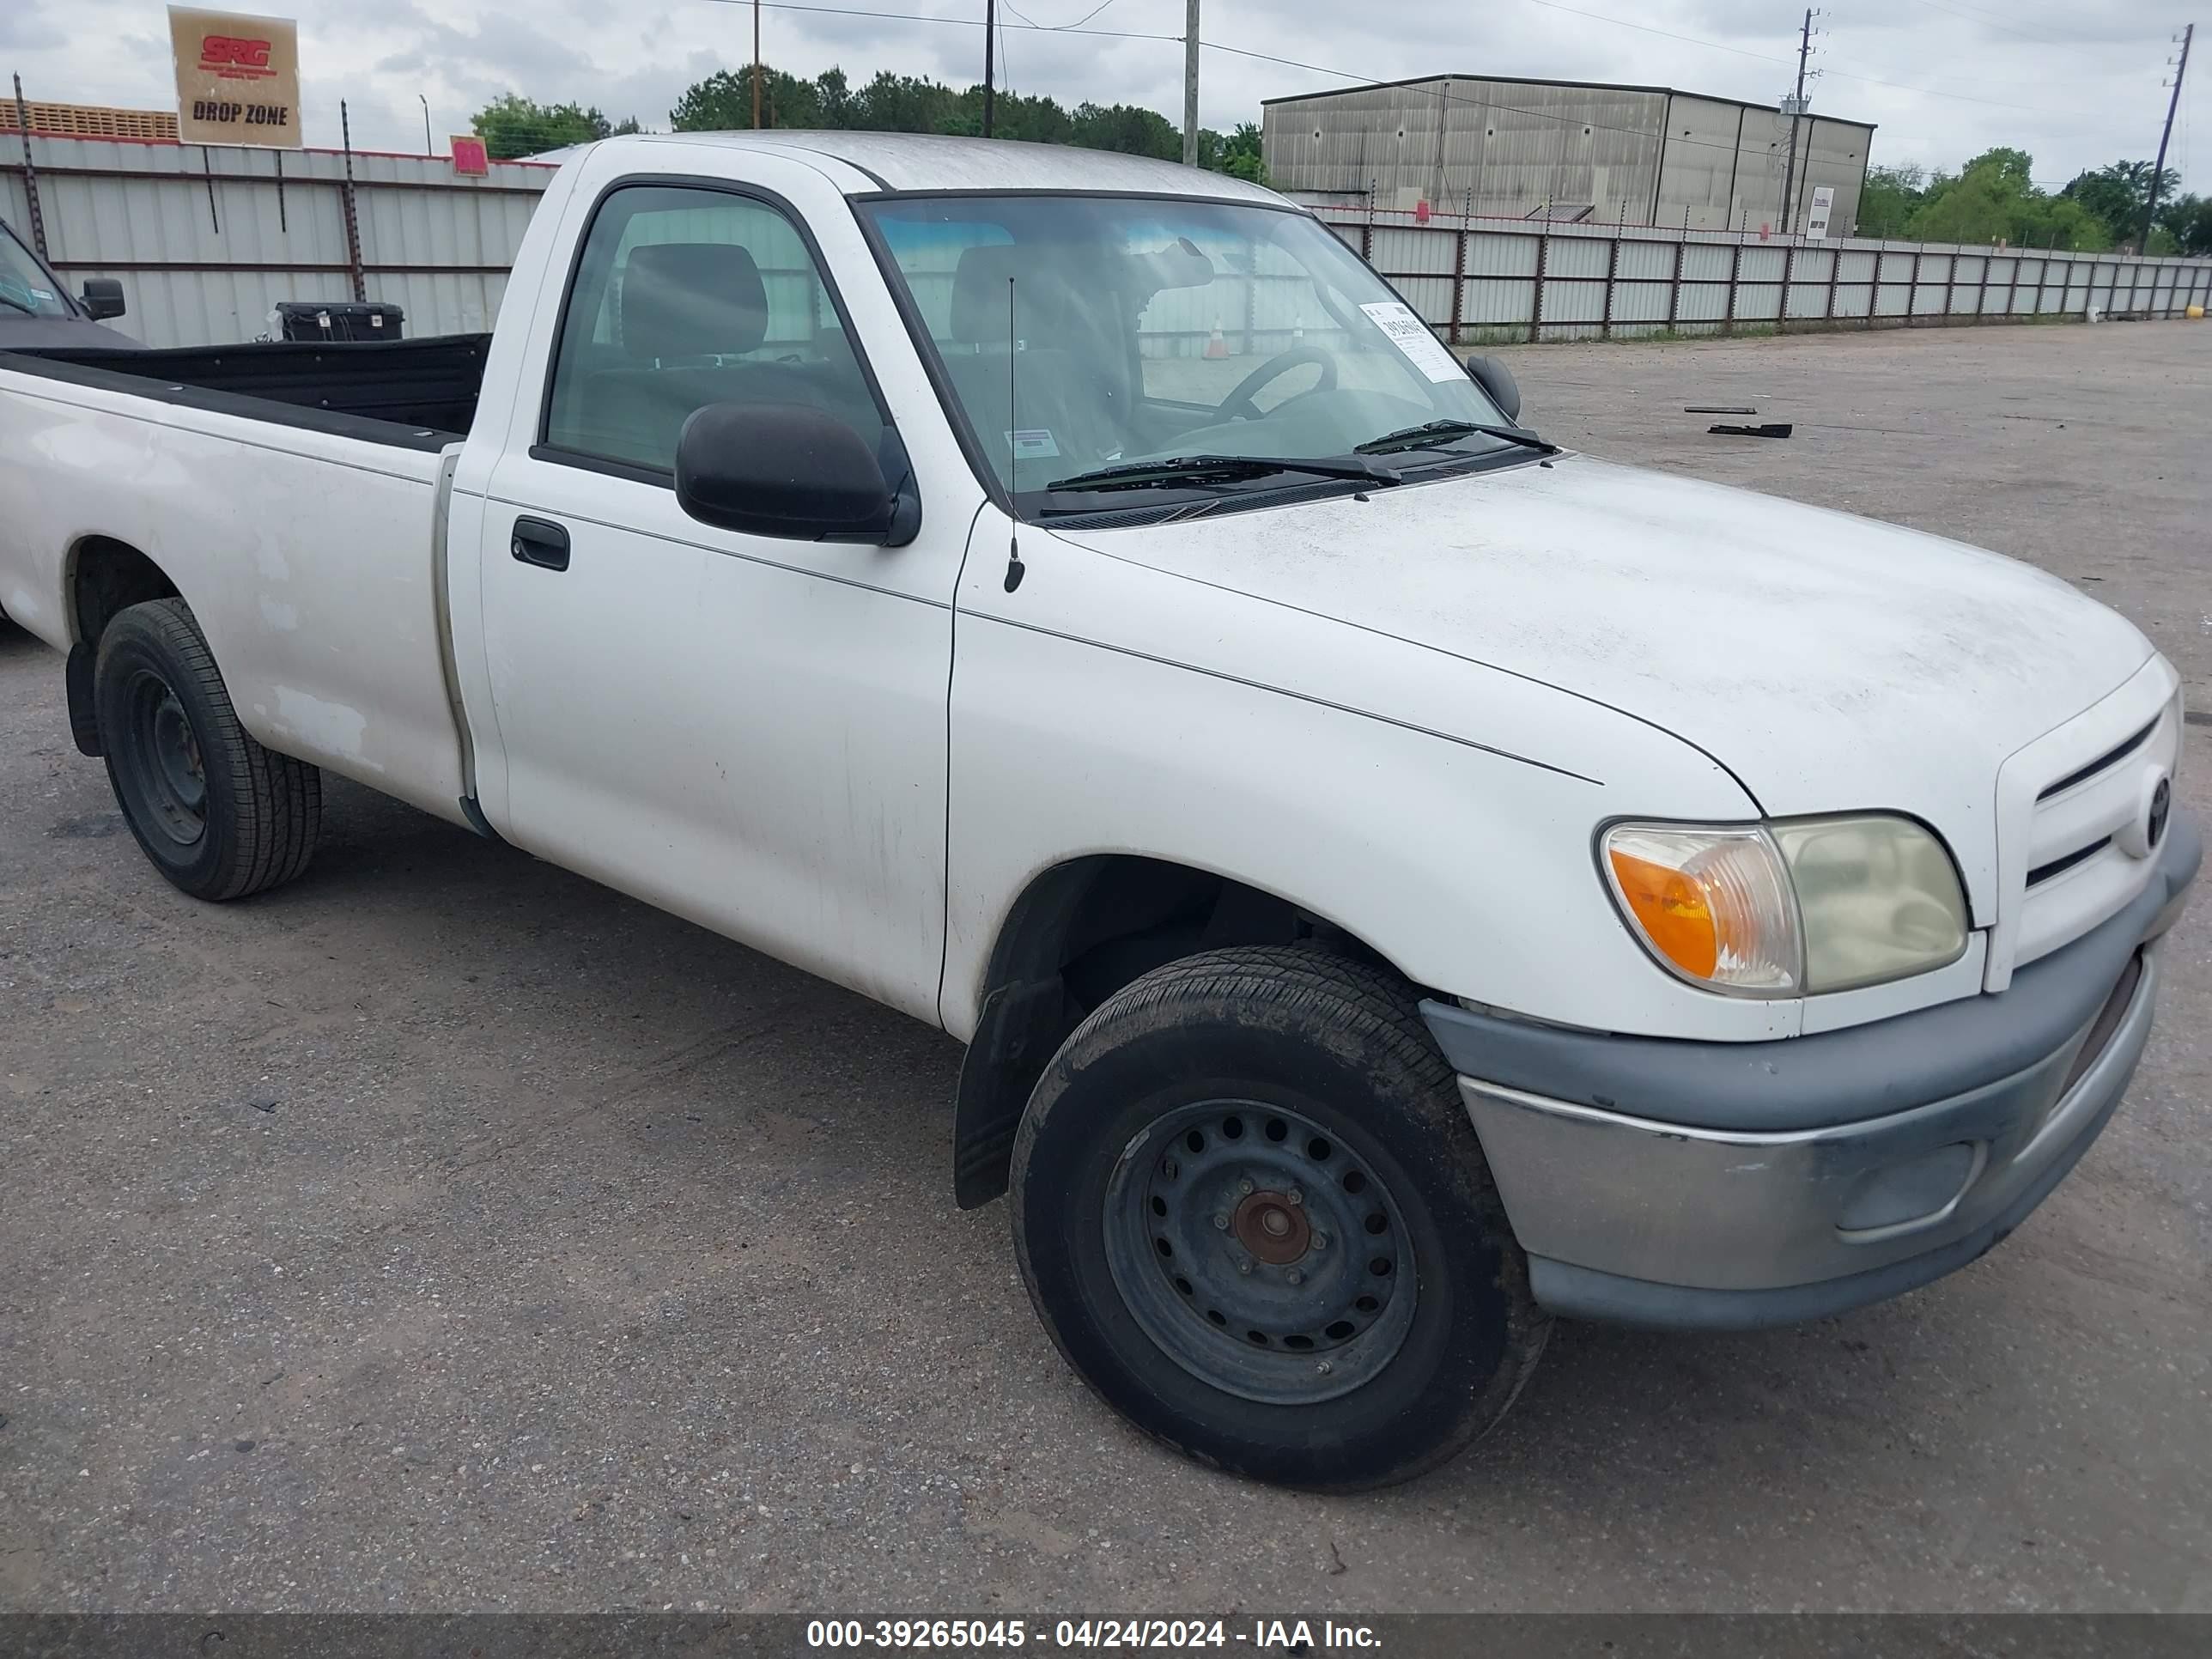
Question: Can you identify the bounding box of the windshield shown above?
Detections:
[0,223,73,319]
[859,194,1521,514]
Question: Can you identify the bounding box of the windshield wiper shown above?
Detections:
[1046,453,1403,493]
[1355,418,1559,457]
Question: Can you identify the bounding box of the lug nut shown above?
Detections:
[1316,1361,1334,1376]
[1313,1232,1329,1250]
[1286,1269,1304,1285]
[1212,1213,1230,1231]
[1238,1179,1255,1196]
[1237,1259,1253,1276]
[1286,1188,1304,1206]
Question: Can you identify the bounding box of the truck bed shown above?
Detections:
[6,333,492,446]
[0,347,475,825]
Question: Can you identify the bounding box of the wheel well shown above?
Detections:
[950,855,1395,1208]
[62,538,180,757]
[70,537,179,648]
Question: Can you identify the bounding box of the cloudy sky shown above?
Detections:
[3,1,2199,191]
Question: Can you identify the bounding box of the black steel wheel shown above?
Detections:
[94,599,322,901]
[1104,1097,1417,1405]
[1012,945,1550,1491]
[112,670,210,848]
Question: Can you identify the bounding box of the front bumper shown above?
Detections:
[1420,813,2199,1331]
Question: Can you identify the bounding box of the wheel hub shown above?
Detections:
[1232,1189,1311,1265]
[1103,1098,1417,1405]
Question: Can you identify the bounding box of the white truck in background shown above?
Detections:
[0,133,2196,1491]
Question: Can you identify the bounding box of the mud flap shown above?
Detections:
[952,975,1066,1209]
[65,642,101,757]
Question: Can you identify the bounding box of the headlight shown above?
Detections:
[1601,816,1969,996]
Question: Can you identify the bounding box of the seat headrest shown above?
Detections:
[950,245,1032,347]
[620,242,769,363]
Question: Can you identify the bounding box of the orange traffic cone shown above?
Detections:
[1205,319,1229,359]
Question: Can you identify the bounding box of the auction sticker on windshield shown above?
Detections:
[1360,301,1466,383]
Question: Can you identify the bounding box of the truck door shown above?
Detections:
[468,172,960,1024]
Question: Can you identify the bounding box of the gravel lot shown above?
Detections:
[3,319,2207,1614]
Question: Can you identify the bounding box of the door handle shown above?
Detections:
[510,516,571,571]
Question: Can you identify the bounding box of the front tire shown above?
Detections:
[94,598,321,901]
[1011,945,1549,1491]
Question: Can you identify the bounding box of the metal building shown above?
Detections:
[1263,76,1875,236]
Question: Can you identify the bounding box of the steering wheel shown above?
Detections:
[1221,345,1339,422]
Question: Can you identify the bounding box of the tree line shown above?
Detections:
[470,68,1264,181]
[1858,149,2211,256]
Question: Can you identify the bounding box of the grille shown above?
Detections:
[2036,717,2157,803]
[1996,684,2182,984]
[2026,837,2111,888]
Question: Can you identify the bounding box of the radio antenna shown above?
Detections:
[1003,274,1025,592]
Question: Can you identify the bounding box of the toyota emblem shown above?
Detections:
[2147,776,2171,851]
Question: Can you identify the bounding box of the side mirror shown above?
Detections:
[80,277,127,321]
[674,403,917,546]
[1468,355,1521,423]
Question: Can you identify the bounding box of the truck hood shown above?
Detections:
[1050,453,2153,913]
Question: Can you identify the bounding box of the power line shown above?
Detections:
[1514,0,1789,66]
[1814,63,2102,115]
[1509,0,2106,115]
[1011,0,1123,27]
[704,0,1181,47]
[1911,0,2072,46]
[694,1,1751,161]
[696,0,2105,161]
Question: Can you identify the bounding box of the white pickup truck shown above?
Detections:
[0,134,2196,1491]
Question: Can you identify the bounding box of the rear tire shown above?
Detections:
[1011,945,1549,1491]
[94,598,321,900]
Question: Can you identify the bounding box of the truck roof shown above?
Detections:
[587,131,1291,204]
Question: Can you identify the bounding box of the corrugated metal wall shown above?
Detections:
[3,135,553,345]
[1313,204,2212,342]
[1264,80,1872,234]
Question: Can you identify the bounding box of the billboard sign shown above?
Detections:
[1806,185,1837,240]
[170,7,301,147]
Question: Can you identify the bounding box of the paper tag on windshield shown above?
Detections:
[1006,428,1060,460]
[1360,301,1466,383]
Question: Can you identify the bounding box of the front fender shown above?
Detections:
[940,523,1783,1045]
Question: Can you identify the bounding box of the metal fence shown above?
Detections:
[1310,204,2212,342]
[10,129,2211,351]
[3,131,554,346]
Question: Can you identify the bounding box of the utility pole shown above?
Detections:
[752,0,763,128]
[2143,24,2193,252]
[1778,7,1814,234]
[983,0,996,138]
[1182,0,1200,167]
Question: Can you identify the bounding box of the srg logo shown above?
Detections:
[199,35,274,73]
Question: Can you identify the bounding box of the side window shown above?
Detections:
[543,184,884,472]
